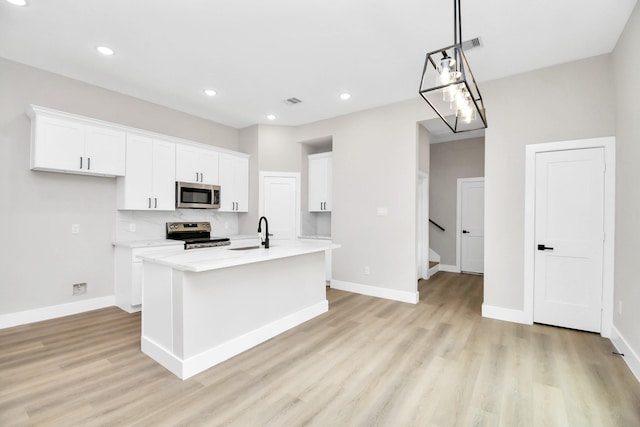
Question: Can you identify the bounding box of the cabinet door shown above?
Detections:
[308,154,332,212]
[176,144,219,184]
[308,157,326,212]
[199,149,219,185]
[235,156,249,212]
[151,139,176,210]
[32,116,84,172]
[119,134,154,210]
[84,125,126,176]
[324,156,332,211]
[218,153,249,211]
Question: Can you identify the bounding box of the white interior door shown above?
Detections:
[459,178,484,273]
[534,148,604,332]
[262,175,299,241]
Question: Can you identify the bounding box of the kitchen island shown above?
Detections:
[139,239,338,379]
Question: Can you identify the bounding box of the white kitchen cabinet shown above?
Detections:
[218,152,249,212]
[308,152,332,212]
[176,144,219,184]
[117,134,176,210]
[28,107,126,177]
[114,242,183,313]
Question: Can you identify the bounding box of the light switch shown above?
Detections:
[377,207,389,217]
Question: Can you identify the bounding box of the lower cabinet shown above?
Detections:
[114,244,183,312]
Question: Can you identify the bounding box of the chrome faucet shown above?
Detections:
[257,216,271,248]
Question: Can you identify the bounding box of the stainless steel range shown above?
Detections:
[166,222,230,249]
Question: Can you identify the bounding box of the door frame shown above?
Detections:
[417,172,429,280]
[524,137,615,337]
[456,177,485,273]
[258,171,302,239]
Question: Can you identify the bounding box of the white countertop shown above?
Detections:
[139,239,339,272]
[113,239,185,249]
[113,234,261,249]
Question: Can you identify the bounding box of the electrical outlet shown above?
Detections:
[71,224,80,234]
[72,283,87,296]
[618,300,623,315]
[364,266,370,275]
[129,223,136,232]
[224,222,229,230]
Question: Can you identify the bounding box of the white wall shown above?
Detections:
[482,54,615,311]
[293,100,432,299]
[0,57,239,315]
[612,2,640,367]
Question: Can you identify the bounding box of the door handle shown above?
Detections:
[462,230,470,234]
[537,244,554,251]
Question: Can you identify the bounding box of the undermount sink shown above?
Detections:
[228,245,277,251]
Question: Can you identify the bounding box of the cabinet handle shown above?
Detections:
[148,197,151,209]
[80,156,83,169]
[200,172,203,182]
[87,157,91,170]
[154,198,158,208]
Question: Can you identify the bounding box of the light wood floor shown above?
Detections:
[2,272,639,426]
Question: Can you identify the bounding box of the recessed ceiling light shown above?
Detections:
[340,93,351,100]
[6,0,27,6]
[267,114,276,121]
[96,46,115,56]
[204,89,217,97]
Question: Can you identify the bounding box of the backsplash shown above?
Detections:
[300,211,331,238]
[115,210,239,241]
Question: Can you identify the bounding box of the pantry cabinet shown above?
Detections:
[175,144,219,185]
[28,106,126,176]
[117,134,176,210]
[218,152,249,212]
[308,152,332,212]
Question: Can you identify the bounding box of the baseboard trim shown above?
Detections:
[331,280,419,304]
[142,300,329,380]
[610,325,640,383]
[0,296,116,329]
[439,264,460,273]
[482,304,531,325]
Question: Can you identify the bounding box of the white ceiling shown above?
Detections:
[0,0,636,129]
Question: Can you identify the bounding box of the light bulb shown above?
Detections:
[438,54,456,85]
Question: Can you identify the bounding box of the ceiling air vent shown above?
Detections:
[461,37,482,51]
[284,97,302,105]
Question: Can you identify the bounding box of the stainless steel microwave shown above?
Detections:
[176,181,220,209]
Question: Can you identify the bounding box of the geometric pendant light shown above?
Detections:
[419,0,487,133]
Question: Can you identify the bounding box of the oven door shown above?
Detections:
[176,182,220,209]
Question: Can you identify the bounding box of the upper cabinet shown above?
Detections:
[27,105,250,213]
[117,134,176,211]
[308,152,332,212]
[218,152,249,212]
[176,144,219,185]
[28,106,126,177]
